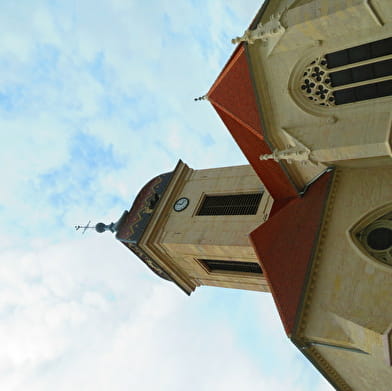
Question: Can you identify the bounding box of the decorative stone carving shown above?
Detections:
[301,56,335,107]
[260,146,312,165]
[232,12,286,45]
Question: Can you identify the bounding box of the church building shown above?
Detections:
[98,1,392,390]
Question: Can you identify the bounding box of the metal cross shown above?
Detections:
[75,220,94,234]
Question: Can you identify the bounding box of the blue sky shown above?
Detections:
[0,1,334,390]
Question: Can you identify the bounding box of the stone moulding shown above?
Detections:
[297,169,340,336]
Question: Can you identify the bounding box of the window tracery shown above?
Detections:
[301,57,335,106]
[356,211,392,266]
[300,37,392,107]
[349,206,392,269]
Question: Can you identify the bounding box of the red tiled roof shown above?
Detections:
[207,44,298,200]
[209,44,262,135]
[208,39,334,335]
[212,105,298,200]
[249,171,333,335]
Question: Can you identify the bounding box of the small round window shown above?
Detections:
[367,227,392,251]
[356,212,392,266]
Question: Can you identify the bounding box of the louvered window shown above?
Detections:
[197,193,262,216]
[199,259,263,274]
[300,37,392,106]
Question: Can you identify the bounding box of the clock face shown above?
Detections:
[174,197,189,212]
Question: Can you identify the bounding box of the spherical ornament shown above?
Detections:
[95,222,108,233]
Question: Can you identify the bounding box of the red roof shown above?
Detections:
[208,41,334,335]
[209,44,262,135]
[208,44,298,200]
[249,171,333,335]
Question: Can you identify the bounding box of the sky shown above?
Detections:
[0,1,334,390]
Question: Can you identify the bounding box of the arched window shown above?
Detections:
[349,205,392,268]
[356,211,392,267]
[300,37,392,107]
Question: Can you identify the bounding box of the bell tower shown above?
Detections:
[98,160,272,295]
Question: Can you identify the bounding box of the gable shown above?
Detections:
[208,43,299,200]
[249,170,333,335]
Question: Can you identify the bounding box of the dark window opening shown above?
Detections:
[367,228,392,251]
[330,59,392,87]
[199,259,263,274]
[326,37,392,69]
[197,193,262,216]
[333,80,392,105]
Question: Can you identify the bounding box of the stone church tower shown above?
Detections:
[103,161,272,295]
[98,0,392,390]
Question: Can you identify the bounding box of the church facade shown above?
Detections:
[101,1,392,390]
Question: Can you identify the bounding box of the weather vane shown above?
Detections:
[75,219,120,235]
[75,220,95,234]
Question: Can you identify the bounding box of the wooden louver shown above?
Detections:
[199,259,263,274]
[197,193,263,216]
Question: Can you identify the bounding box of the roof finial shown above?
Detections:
[95,222,117,233]
[75,220,95,234]
[194,94,207,102]
[75,220,117,234]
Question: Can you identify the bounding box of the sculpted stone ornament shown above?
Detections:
[260,146,314,166]
[232,11,286,45]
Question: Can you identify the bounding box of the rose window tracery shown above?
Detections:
[300,57,335,107]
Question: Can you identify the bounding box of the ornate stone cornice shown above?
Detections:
[305,345,353,391]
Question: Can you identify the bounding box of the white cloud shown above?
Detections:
[0,0,334,390]
[0,235,333,390]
